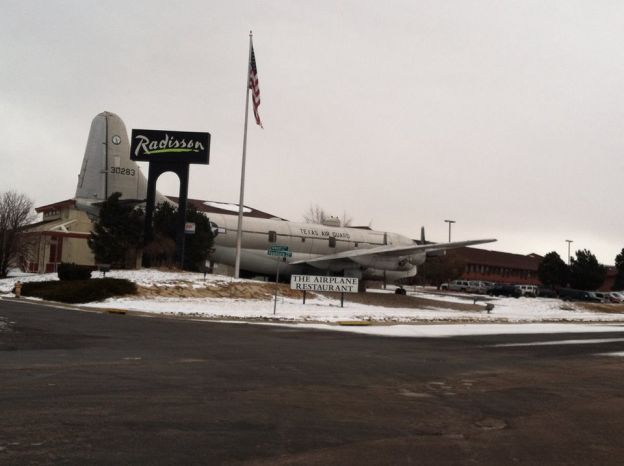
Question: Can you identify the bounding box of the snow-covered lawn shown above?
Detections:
[2,270,624,329]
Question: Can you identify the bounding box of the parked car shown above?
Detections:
[591,291,610,303]
[558,288,602,302]
[537,287,558,298]
[585,292,601,302]
[447,280,472,292]
[487,284,521,298]
[607,292,624,303]
[516,284,538,297]
[468,280,489,294]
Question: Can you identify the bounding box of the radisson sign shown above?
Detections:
[130,129,210,164]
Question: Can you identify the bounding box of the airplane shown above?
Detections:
[204,211,495,288]
[75,111,496,289]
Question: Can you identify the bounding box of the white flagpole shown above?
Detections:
[234,31,253,278]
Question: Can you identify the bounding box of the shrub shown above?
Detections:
[58,262,93,281]
[21,278,137,303]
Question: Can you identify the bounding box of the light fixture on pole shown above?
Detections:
[565,239,573,265]
[444,219,456,243]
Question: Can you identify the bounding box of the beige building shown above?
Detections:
[24,200,95,273]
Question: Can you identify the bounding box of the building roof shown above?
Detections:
[35,199,76,213]
[453,247,542,271]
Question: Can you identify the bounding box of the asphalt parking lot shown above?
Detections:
[2,298,624,465]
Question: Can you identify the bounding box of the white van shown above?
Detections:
[516,284,538,297]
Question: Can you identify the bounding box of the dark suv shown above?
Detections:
[487,284,521,298]
[557,288,602,302]
[537,287,557,298]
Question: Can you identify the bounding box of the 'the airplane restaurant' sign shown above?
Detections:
[290,275,359,293]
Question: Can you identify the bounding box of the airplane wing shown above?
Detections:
[289,238,496,265]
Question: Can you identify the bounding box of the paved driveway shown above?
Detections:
[2,298,624,465]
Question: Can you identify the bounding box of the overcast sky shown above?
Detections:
[2,0,623,263]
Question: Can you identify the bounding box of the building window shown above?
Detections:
[329,237,336,248]
[268,231,277,243]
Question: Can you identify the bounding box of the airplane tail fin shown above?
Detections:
[420,225,447,257]
[75,111,169,212]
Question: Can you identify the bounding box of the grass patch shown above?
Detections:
[21,278,137,303]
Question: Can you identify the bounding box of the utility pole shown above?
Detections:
[444,219,456,243]
[565,239,573,265]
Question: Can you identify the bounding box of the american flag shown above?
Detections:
[249,43,263,128]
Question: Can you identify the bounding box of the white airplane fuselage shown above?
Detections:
[208,213,424,281]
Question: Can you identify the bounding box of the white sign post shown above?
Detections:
[290,275,359,308]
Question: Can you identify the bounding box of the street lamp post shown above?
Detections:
[444,219,456,243]
[565,239,573,265]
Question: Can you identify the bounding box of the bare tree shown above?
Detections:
[303,204,352,227]
[0,191,36,277]
[303,204,328,225]
[339,210,353,228]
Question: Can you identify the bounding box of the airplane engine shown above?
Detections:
[404,252,427,266]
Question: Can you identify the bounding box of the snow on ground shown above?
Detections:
[3,270,624,339]
[492,337,624,347]
[257,322,624,338]
[82,292,624,325]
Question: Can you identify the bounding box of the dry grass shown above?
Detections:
[576,302,624,314]
[331,292,485,312]
[137,281,304,300]
[136,280,486,311]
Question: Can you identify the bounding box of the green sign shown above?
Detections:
[267,245,291,257]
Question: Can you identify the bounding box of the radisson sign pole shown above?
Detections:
[234,31,255,278]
